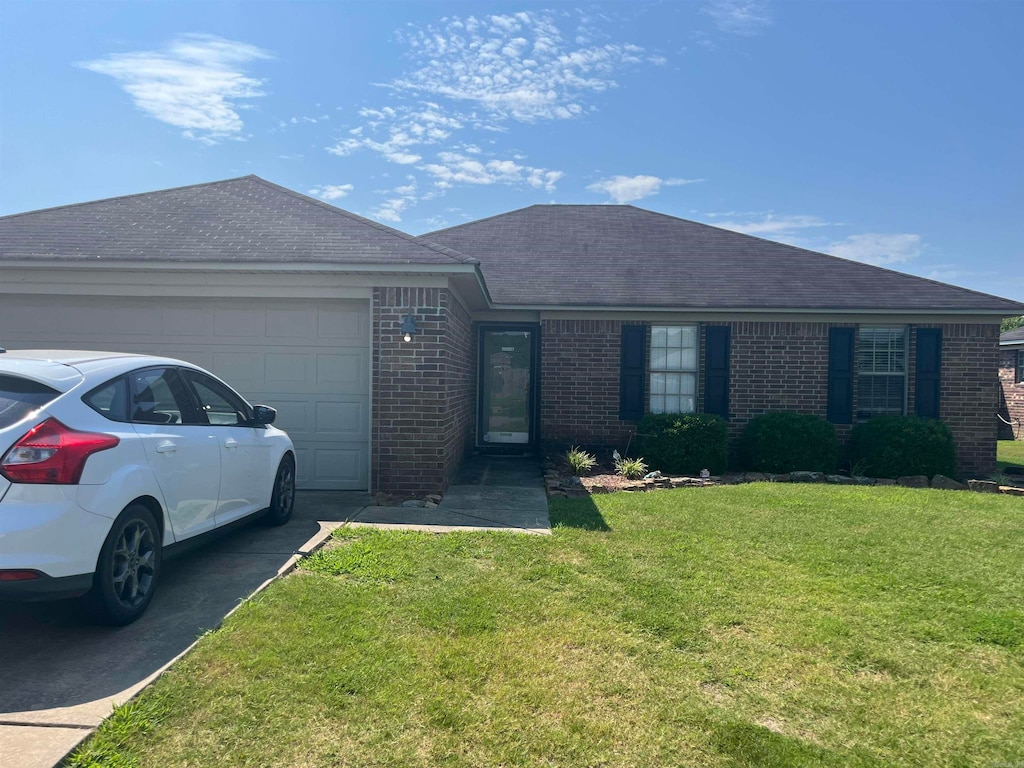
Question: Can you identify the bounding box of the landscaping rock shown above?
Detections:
[968,479,999,493]
[853,476,876,486]
[401,499,425,508]
[790,471,824,483]
[825,474,855,485]
[425,494,442,504]
[999,485,1024,497]
[897,475,929,488]
[874,478,898,486]
[768,473,791,483]
[424,501,439,508]
[744,472,769,483]
[719,474,745,485]
[930,474,968,491]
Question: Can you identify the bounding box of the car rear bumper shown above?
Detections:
[0,571,93,601]
[0,484,112,582]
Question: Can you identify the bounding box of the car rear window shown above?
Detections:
[0,375,60,429]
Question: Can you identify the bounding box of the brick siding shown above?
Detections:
[999,347,1024,440]
[537,318,1000,476]
[371,287,474,496]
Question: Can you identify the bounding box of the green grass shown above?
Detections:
[997,439,1024,472]
[68,486,1024,767]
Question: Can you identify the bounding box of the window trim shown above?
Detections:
[856,326,909,421]
[648,324,699,415]
[1017,350,1024,384]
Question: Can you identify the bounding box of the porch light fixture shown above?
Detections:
[401,311,417,343]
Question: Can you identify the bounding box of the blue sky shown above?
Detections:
[1,0,1021,302]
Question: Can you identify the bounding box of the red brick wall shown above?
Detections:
[537,318,1000,476]
[540,319,636,450]
[442,293,475,481]
[371,287,474,496]
[999,347,1024,440]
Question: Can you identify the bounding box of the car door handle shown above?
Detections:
[224,438,239,450]
[155,441,177,454]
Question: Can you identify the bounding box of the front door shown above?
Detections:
[478,326,537,447]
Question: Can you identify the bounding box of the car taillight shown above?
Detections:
[0,418,120,484]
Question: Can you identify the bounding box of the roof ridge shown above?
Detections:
[246,177,476,265]
[421,203,544,238]
[624,205,1024,308]
[0,175,261,221]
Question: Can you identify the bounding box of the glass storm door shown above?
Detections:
[479,328,534,445]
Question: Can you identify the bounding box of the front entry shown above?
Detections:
[477,325,539,449]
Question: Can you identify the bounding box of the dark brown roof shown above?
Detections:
[1002,327,1024,344]
[0,176,473,266]
[423,204,1024,312]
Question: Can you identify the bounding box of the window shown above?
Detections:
[83,377,129,422]
[183,371,251,426]
[1018,350,1024,384]
[128,368,194,425]
[649,325,698,414]
[857,327,907,420]
[0,375,59,430]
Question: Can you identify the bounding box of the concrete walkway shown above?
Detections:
[349,455,550,535]
[0,491,369,768]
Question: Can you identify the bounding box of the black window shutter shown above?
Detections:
[915,328,942,419]
[619,325,646,420]
[704,326,730,419]
[827,327,855,424]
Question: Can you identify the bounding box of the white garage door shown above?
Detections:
[0,295,370,490]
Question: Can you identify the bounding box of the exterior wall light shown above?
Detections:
[401,311,417,343]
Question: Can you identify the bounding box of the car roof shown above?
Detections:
[0,350,201,390]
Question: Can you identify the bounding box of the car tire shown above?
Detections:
[263,454,296,527]
[85,504,162,626]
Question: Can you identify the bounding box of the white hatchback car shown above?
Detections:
[0,350,296,624]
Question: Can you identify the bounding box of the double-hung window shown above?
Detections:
[649,325,698,414]
[1017,350,1024,384]
[857,326,907,419]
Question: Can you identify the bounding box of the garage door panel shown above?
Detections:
[312,447,366,487]
[214,308,266,337]
[317,352,368,392]
[1,295,370,490]
[318,308,368,342]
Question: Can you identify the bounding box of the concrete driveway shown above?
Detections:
[0,491,369,768]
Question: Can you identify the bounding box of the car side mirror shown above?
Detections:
[251,405,277,426]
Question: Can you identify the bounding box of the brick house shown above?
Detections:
[1,177,1021,495]
[999,327,1024,440]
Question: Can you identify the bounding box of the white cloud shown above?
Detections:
[587,174,703,203]
[79,34,272,144]
[422,152,562,192]
[389,11,661,123]
[372,177,419,223]
[308,184,354,201]
[702,1,773,36]
[711,213,834,236]
[827,233,923,266]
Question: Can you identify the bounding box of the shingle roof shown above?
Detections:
[423,204,1024,312]
[0,176,473,266]
[1002,327,1024,344]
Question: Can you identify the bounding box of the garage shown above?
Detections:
[0,294,371,490]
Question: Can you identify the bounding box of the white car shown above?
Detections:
[0,350,295,624]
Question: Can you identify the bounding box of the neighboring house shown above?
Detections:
[999,327,1024,440]
[1,177,1021,495]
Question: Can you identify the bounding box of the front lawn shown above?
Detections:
[70,485,1024,767]
[998,439,1024,472]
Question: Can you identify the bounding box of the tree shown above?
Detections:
[1002,316,1024,332]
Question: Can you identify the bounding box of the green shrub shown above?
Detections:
[565,446,597,475]
[615,455,648,480]
[849,416,956,479]
[740,412,838,474]
[634,413,728,475]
